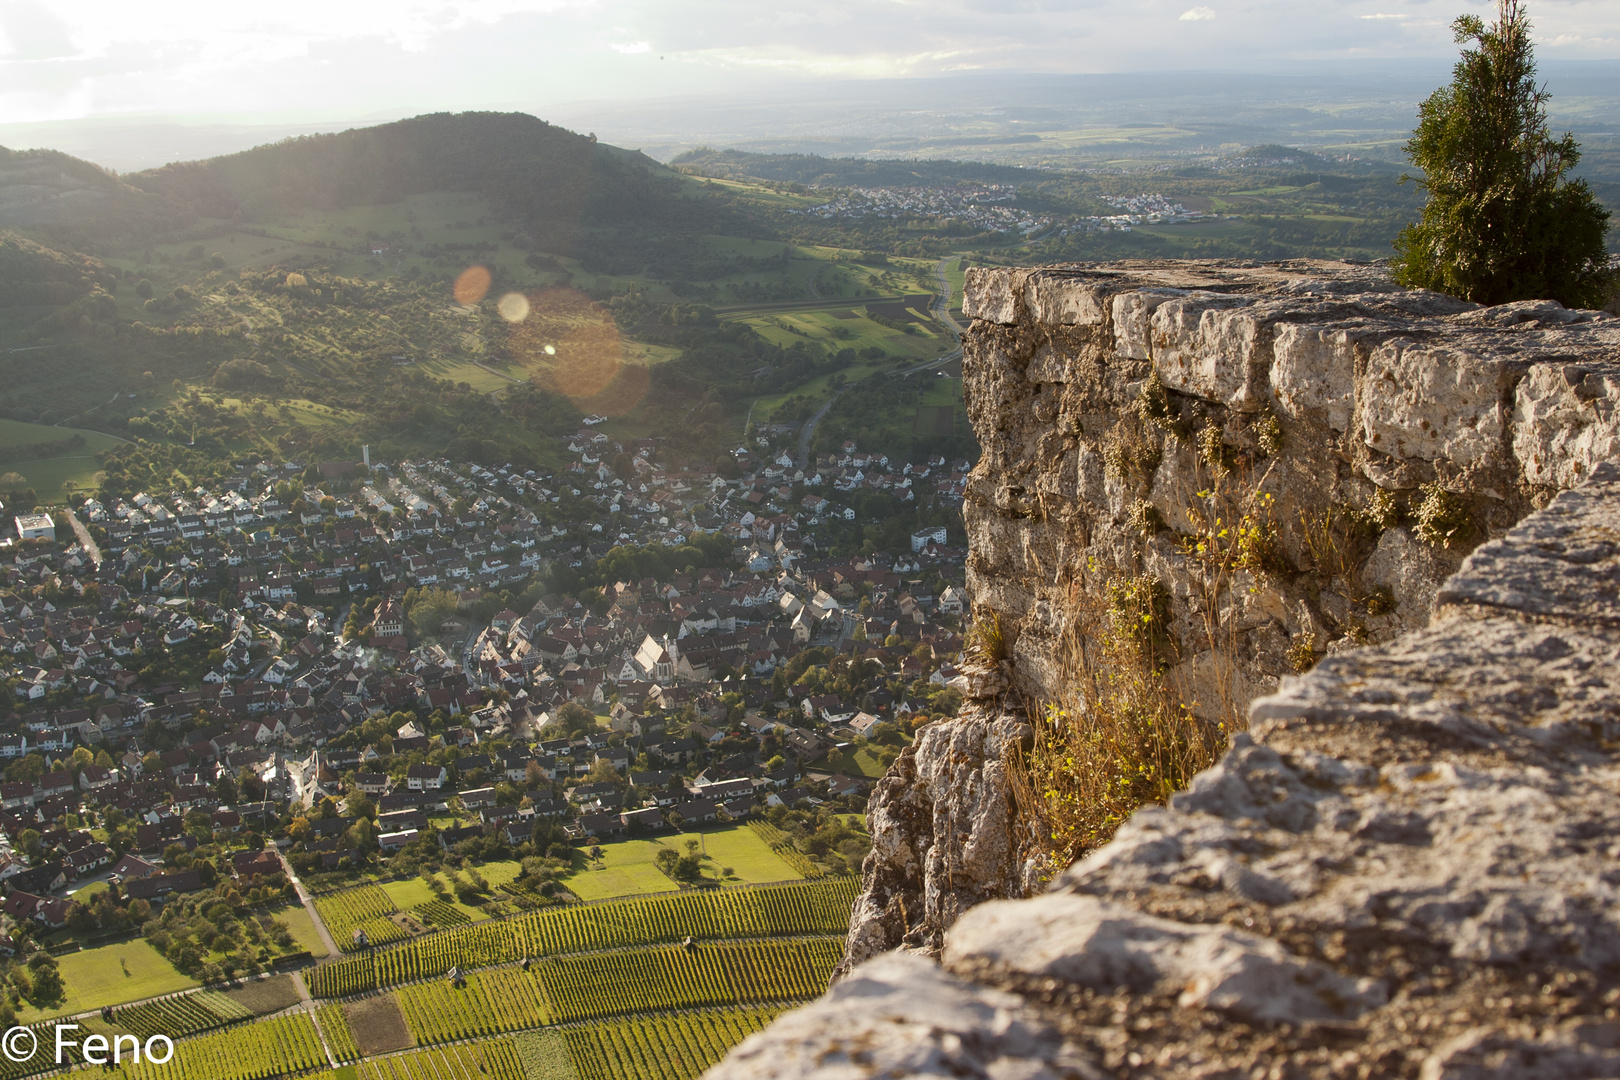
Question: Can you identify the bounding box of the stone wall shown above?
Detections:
[830,260,1620,973]
[711,460,1620,1080]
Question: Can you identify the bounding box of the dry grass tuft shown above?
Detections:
[1009,566,1225,879]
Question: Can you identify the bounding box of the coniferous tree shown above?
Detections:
[1391,0,1615,309]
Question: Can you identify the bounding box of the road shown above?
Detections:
[793,258,964,470]
[931,256,965,340]
[65,510,102,568]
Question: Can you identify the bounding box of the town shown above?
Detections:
[0,425,972,993]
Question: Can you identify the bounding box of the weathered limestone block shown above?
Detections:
[1359,338,1520,469]
[1270,322,1357,431]
[706,954,1089,1080]
[708,462,1620,1080]
[1512,359,1620,490]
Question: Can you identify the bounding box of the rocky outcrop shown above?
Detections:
[959,260,1620,708]
[825,260,1620,973]
[712,461,1620,1080]
[832,698,1030,980]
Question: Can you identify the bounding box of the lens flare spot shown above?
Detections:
[508,287,649,417]
[497,292,531,322]
[454,265,491,306]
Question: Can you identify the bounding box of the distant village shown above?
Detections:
[0,426,973,936]
[790,184,1215,241]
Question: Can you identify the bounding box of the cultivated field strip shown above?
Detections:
[357,1039,527,1080]
[564,1007,784,1080]
[317,1002,361,1063]
[314,884,405,951]
[396,967,550,1045]
[307,876,858,997]
[103,1012,327,1080]
[112,989,253,1039]
[536,937,842,1023]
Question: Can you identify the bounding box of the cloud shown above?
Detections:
[1,0,1618,126]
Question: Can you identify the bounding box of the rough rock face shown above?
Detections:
[959,260,1620,707]
[832,696,1030,980]
[711,462,1620,1080]
[827,260,1620,972]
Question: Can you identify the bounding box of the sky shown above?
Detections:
[1,0,1616,127]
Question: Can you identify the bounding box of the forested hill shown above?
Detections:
[670,148,1035,189]
[125,112,728,248]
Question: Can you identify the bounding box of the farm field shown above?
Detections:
[100,1011,328,1080]
[356,1038,528,1080]
[564,1006,783,1080]
[273,903,332,956]
[397,967,549,1044]
[561,838,681,901]
[305,877,858,997]
[18,939,198,1022]
[378,876,488,926]
[690,825,804,883]
[0,416,124,497]
[536,937,841,1022]
[31,879,854,1080]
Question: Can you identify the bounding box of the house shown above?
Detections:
[406,765,448,791]
[35,771,75,799]
[378,829,419,852]
[848,711,884,737]
[78,766,116,790]
[576,811,626,838]
[231,850,281,879]
[438,825,484,850]
[355,772,390,795]
[668,798,719,824]
[124,870,203,901]
[621,806,666,831]
[109,854,159,882]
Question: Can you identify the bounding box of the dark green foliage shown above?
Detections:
[128,112,713,254]
[1391,1,1616,308]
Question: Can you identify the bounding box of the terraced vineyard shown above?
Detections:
[414,900,471,927]
[315,884,406,951]
[357,1039,528,1080]
[565,1007,784,1080]
[317,1003,360,1063]
[538,937,842,1022]
[397,967,550,1044]
[308,876,857,997]
[113,990,252,1040]
[107,1013,327,1080]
